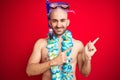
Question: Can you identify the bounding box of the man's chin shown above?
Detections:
[55,32,63,36]
[54,31,66,36]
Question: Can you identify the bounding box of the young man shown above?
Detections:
[26,2,99,80]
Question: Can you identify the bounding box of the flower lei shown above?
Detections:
[46,30,74,80]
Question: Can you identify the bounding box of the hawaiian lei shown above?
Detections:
[46,30,74,80]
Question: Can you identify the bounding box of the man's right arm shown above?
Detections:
[26,39,52,76]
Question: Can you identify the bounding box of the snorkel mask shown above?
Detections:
[46,0,75,39]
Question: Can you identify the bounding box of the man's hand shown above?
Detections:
[50,48,71,66]
[85,37,99,60]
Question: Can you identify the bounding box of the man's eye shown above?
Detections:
[61,19,66,22]
[52,20,57,22]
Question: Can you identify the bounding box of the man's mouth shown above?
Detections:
[55,28,64,32]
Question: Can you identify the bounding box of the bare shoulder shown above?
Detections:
[34,38,48,48]
[72,38,84,53]
[35,38,47,44]
[73,38,84,47]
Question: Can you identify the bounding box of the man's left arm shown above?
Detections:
[77,37,99,76]
[77,44,91,77]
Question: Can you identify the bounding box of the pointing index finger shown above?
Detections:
[92,37,99,44]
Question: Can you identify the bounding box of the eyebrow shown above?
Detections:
[51,18,67,21]
[60,19,67,21]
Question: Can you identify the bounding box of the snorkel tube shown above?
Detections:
[46,0,50,14]
[46,0,54,40]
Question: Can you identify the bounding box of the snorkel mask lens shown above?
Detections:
[49,2,70,9]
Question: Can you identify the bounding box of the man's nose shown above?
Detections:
[57,22,62,27]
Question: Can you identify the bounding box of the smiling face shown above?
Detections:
[49,8,70,36]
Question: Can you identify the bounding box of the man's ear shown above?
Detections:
[49,20,52,27]
[67,19,70,26]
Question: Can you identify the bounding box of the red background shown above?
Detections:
[0,0,120,80]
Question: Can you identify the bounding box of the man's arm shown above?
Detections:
[77,41,91,77]
[77,38,99,77]
[26,39,52,76]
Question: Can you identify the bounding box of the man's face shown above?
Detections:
[49,8,70,36]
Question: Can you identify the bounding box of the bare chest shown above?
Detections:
[41,42,79,80]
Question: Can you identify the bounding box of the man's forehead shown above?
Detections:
[50,8,68,19]
[50,8,67,13]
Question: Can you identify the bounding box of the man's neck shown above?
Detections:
[57,35,63,42]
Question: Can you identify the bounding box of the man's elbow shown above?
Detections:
[26,67,33,76]
[26,65,42,76]
[81,70,91,77]
[82,73,90,77]
[26,65,37,76]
